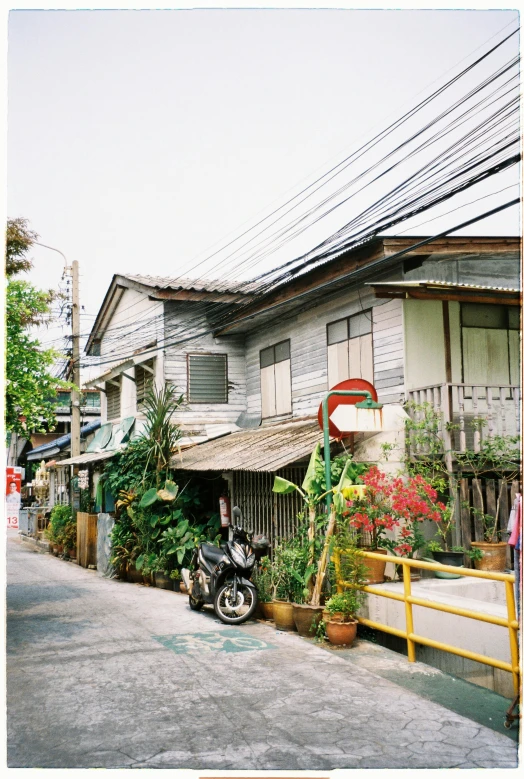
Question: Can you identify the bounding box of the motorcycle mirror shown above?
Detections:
[232,506,242,522]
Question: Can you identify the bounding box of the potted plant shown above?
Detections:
[344,468,446,583]
[269,541,299,631]
[252,556,274,620]
[323,590,363,647]
[273,447,368,629]
[169,569,181,592]
[424,540,464,578]
[470,511,507,571]
[46,504,73,558]
[455,434,520,572]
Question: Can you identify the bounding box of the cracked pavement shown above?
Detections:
[6,531,519,770]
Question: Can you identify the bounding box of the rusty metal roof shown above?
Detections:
[171,418,326,472]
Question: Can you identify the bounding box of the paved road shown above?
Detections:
[6,531,519,770]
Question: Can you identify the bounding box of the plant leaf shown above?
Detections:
[157,480,179,502]
[302,443,323,494]
[273,476,298,495]
[139,488,159,508]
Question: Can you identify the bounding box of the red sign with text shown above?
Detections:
[6,467,22,529]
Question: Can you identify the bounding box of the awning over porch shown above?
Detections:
[171,418,330,473]
[56,450,118,467]
[367,280,521,305]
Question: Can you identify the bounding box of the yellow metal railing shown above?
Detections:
[333,550,520,695]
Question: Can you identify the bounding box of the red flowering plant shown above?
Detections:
[343,466,446,557]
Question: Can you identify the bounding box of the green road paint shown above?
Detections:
[153,629,276,655]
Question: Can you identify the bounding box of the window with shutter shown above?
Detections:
[260,339,292,418]
[188,354,228,403]
[135,360,155,410]
[461,303,520,396]
[327,310,373,387]
[106,381,121,421]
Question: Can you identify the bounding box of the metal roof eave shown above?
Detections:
[367,280,521,305]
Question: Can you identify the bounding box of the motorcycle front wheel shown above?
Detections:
[189,593,204,611]
[214,581,258,625]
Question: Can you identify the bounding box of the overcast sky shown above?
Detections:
[6,6,520,372]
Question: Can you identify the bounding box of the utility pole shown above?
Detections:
[70,260,81,457]
[34,242,81,456]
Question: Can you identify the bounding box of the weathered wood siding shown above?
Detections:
[98,287,165,422]
[245,286,405,419]
[163,302,246,433]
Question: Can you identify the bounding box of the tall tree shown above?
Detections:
[5,218,67,436]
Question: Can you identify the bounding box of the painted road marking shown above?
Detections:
[153,629,276,655]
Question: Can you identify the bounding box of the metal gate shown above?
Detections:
[233,467,307,546]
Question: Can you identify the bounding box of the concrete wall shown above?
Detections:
[360,577,514,697]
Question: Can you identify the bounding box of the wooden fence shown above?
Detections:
[77,512,98,568]
[452,477,519,567]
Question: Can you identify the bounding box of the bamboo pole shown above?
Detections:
[311,505,336,607]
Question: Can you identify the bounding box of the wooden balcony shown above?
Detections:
[407,382,521,466]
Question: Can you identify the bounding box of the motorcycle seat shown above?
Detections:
[200,543,224,564]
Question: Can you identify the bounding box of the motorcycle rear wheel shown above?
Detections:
[214,581,258,625]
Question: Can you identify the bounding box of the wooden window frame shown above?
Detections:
[105,378,122,421]
[135,359,155,410]
[260,339,292,420]
[326,311,374,387]
[187,352,229,405]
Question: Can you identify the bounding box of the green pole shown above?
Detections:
[322,389,374,512]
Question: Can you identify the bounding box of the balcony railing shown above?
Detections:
[407,383,520,462]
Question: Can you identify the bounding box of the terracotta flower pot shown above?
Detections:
[323,609,346,624]
[272,600,297,631]
[292,604,324,637]
[260,601,274,621]
[326,618,358,647]
[362,548,387,584]
[179,582,188,594]
[471,541,508,572]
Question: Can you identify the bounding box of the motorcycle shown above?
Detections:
[181,506,270,625]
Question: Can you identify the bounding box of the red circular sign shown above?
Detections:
[318,378,378,438]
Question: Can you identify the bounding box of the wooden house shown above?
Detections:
[75,235,520,540]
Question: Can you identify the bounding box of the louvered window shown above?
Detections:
[188,354,228,403]
[136,360,155,410]
[106,381,121,421]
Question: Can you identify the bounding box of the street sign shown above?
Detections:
[317,378,378,438]
[330,404,383,433]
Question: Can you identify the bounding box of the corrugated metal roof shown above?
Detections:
[124,274,259,295]
[368,280,520,293]
[172,418,327,472]
[26,421,102,461]
[56,450,118,467]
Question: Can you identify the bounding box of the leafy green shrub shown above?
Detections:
[45,504,73,547]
